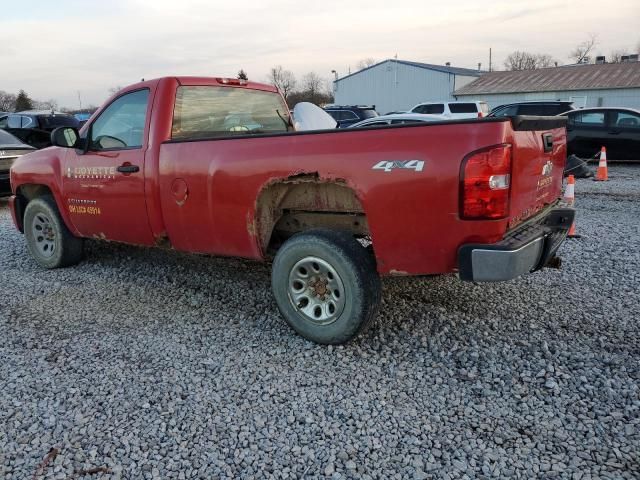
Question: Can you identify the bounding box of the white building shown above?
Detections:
[453,61,640,109]
[333,59,482,114]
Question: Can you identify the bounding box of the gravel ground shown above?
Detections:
[1,166,639,479]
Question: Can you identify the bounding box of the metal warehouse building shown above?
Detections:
[453,61,640,109]
[333,59,482,115]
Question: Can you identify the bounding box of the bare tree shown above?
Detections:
[608,50,628,63]
[237,69,248,80]
[0,91,17,112]
[267,66,297,101]
[356,58,376,70]
[286,72,334,107]
[536,54,556,68]
[108,86,123,96]
[301,72,323,97]
[32,99,58,111]
[504,51,556,70]
[569,33,598,63]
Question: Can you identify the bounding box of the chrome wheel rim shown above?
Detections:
[31,213,56,258]
[287,256,346,325]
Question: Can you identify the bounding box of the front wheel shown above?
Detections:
[271,229,381,344]
[24,195,84,269]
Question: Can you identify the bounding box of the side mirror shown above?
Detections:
[51,127,79,148]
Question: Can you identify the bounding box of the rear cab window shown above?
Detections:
[172,86,290,140]
[360,109,378,119]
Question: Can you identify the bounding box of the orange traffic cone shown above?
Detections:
[564,175,579,238]
[595,147,608,181]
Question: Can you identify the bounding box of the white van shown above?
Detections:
[409,101,490,119]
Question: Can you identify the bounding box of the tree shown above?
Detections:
[237,69,248,80]
[569,33,598,63]
[504,51,556,70]
[286,72,334,107]
[32,99,58,111]
[608,50,628,63]
[0,91,17,112]
[536,54,556,68]
[108,86,123,96]
[267,65,297,101]
[14,90,33,112]
[356,58,376,70]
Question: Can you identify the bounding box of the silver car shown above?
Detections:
[349,113,448,128]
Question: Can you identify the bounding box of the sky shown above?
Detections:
[1,0,639,109]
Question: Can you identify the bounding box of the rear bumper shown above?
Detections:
[458,206,575,282]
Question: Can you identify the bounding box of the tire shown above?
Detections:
[24,195,84,269]
[271,229,381,344]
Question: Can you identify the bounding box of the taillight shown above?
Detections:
[478,111,485,118]
[460,144,512,219]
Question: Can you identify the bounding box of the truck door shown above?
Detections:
[607,109,640,160]
[61,89,155,245]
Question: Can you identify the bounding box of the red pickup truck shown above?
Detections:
[9,76,573,344]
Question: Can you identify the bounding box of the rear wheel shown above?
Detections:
[24,196,84,269]
[271,229,380,344]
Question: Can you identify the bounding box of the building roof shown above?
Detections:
[335,59,482,83]
[454,62,640,95]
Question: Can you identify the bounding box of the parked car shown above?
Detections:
[0,129,35,195]
[9,76,573,344]
[489,101,575,117]
[349,113,447,128]
[559,107,640,160]
[409,101,489,119]
[1,111,80,149]
[323,105,378,128]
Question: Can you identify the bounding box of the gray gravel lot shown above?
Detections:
[1,166,639,479]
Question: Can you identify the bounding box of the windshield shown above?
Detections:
[172,86,290,140]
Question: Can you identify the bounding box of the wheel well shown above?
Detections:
[255,175,370,254]
[14,184,54,232]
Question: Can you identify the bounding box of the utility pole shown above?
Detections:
[489,48,492,72]
[77,91,82,110]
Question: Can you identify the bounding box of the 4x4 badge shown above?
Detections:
[372,160,424,172]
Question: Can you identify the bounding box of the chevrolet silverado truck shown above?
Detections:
[9,76,574,344]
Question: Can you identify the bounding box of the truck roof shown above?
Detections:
[118,76,279,94]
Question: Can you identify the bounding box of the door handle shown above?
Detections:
[117,164,140,174]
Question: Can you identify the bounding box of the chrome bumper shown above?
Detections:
[458,207,574,282]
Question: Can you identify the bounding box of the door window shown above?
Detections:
[449,103,478,113]
[90,89,149,150]
[413,104,444,114]
[338,110,358,121]
[611,111,640,129]
[491,105,517,117]
[571,111,605,126]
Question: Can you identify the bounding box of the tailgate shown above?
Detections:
[507,116,567,229]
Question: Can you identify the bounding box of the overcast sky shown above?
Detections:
[1,0,638,109]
